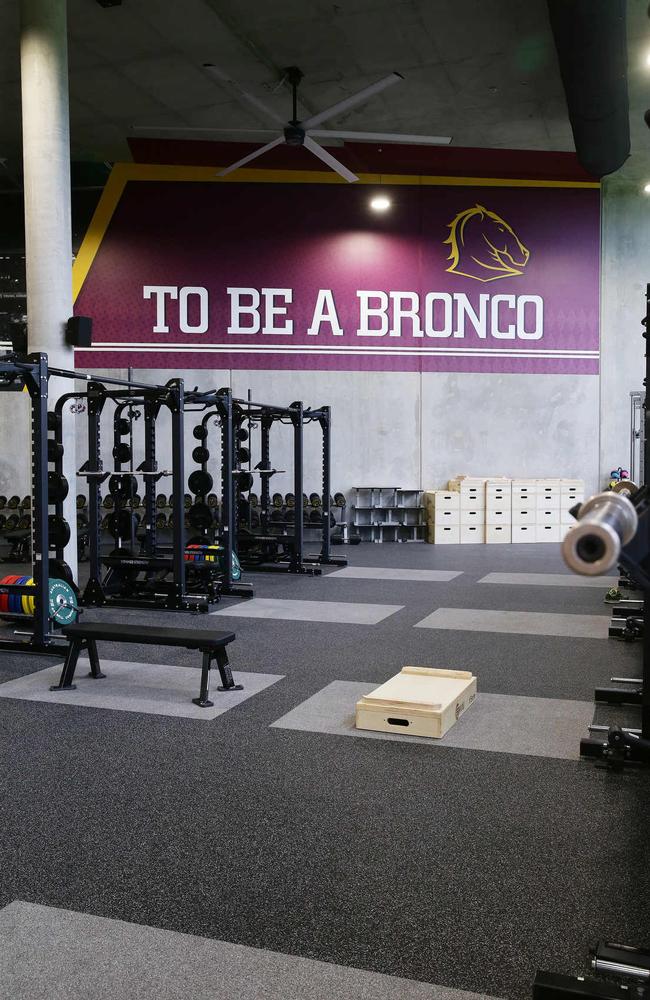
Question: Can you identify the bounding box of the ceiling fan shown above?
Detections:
[134,65,452,183]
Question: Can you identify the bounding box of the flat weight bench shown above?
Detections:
[51,623,240,708]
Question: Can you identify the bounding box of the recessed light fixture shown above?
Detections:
[370,195,391,212]
[644,182,650,193]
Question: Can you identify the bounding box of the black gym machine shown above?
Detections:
[59,373,212,613]
[561,284,650,768]
[230,393,347,574]
[0,353,78,655]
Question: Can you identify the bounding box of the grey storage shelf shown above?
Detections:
[352,486,425,543]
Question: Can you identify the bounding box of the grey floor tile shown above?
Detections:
[0,659,283,720]
[326,567,463,582]
[211,597,403,624]
[414,607,609,638]
[479,572,618,588]
[0,901,498,1000]
[271,681,592,760]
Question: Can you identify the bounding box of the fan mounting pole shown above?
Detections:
[284,66,304,125]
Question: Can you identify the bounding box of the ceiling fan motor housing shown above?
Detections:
[284,123,305,146]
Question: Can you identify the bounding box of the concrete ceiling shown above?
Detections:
[0,0,649,179]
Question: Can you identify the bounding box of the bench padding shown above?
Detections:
[62,622,235,650]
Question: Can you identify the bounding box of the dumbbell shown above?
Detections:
[103,494,115,509]
[76,494,87,509]
[285,493,295,508]
[0,496,6,510]
[8,496,20,509]
[310,493,321,508]
[5,514,19,530]
[272,492,283,508]
[249,492,258,508]
[156,494,167,508]
[207,493,219,509]
[334,492,346,507]
[156,512,168,529]
[18,514,31,529]
[21,496,31,509]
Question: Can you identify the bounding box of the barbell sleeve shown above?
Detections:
[561,491,638,576]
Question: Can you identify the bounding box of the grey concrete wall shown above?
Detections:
[599,175,648,483]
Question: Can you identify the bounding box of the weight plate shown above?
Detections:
[11,575,28,614]
[49,578,78,627]
[187,502,213,530]
[49,559,74,585]
[108,474,138,498]
[238,472,253,493]
[238,446,250,464]
[47,411,58,431]
[116,417,131,436]
[48,471,69,502]
[192,446,210,464]
[47,439,64,462]
[236,427,249,443]
[193,424,208,440]
[48,514,71,549]
[0,575,20,615]
[189,470,213,496]
[22,577,35,615]
[112,442,132,463]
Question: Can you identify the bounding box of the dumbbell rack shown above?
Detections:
[352,487,425,543]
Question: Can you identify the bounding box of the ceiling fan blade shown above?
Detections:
[132,125,280,135]
[217,135,285,176]
[302,72,404,130]
[303,135,358,182]
[309,129,452,146]
[203,63,286,126]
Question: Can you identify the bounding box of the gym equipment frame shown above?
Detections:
[61,374,207,613]
[233,394,346,574]
[0,353,72,654]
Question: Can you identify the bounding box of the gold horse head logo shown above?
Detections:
[444,204,530,282]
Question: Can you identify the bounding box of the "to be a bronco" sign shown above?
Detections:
[73,167,600,375]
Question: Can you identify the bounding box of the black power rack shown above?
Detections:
[0,353,70,655]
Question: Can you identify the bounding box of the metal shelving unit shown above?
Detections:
[352,486,425,543]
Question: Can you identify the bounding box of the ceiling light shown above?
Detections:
[644,183,650,193]
[646,51,650,66]
[370,195,391,212]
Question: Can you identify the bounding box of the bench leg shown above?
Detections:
[50,639,82,691]
[192,651,214,708]
[215,646,243,692]
[86,639,106,680]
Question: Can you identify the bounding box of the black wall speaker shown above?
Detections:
[66,315,93,348]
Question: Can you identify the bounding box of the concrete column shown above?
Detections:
[20,0,77,575]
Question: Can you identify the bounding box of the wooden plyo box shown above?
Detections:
[355,667,477,739]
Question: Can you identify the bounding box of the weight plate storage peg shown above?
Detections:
[48,471,69,503]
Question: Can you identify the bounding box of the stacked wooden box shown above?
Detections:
[425,477,584,544]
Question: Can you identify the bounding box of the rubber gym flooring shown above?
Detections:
[0,542,648,1000]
